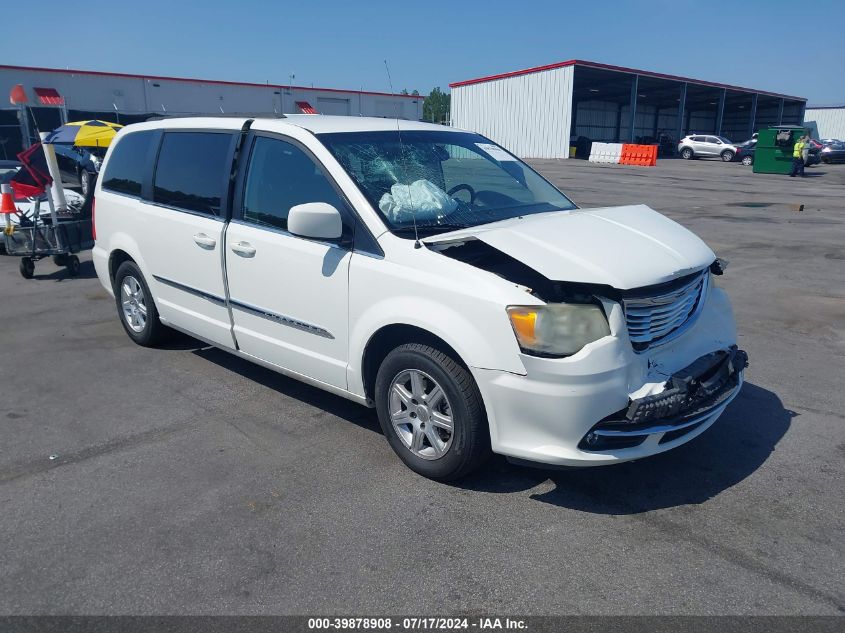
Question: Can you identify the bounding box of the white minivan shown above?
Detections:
[93,116,746,480]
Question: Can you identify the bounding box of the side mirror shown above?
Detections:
[288,202,343,240]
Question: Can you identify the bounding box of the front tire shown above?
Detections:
[66,255,80,276]
[681,147,693,160]
[19,257,34,279]
[375,343,490,480]
[721,150,735,162]
[113,260,168,346]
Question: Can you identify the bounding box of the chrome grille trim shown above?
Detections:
[623,271,709,351]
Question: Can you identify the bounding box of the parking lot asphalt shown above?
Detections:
[0,158,843,615]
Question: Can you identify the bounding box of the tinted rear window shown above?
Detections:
[153,132,233,216]
[101,130,156,196]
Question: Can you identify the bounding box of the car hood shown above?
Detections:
[423,204,715,290]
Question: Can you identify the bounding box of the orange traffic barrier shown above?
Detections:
[619,144,658,167]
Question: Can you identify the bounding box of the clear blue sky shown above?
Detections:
[2,0,843,104]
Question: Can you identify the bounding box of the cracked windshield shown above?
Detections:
[318,130,577,236]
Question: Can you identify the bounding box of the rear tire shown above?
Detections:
[79,170,96,206]
[721,150,735,162]
[681,147,693,160]
[741,155,753,166]
[113,260,168,347]
[375,343,490,480]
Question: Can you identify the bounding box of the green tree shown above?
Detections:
[423,87,450,124]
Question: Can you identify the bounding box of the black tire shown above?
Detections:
[66,255,80,276]
[19,257,34,279]
[375,343,490,480]
[741,155,753,166]
[721,150,735,162]
[681,147,693,160]
[52,254,67,266]
[79,169,90,195]
[80,170,96,204]
[113,260,168,346]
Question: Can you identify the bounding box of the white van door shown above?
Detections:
[144,130,238,348]
[224,133,351,388]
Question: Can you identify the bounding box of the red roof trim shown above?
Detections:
[449,59,806,101]
[450,59,578,88]
[0,64,421,100]
[33,86,64,105]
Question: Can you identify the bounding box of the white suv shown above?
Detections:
[678,135,737,161]
[93,116,745,480]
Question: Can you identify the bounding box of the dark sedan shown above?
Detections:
[821,142,845,163]
[53,145,103,201]
[734,140,756,166]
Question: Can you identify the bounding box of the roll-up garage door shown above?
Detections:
[317,98,351,116]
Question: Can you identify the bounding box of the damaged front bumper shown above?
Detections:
[578,346,748,451]
[471,286,744,467]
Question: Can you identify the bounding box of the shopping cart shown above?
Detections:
[3,195,93,279]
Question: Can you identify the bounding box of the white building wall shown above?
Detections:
[0,67,421,119]
[451,65,574,159]
[804,107,845,140]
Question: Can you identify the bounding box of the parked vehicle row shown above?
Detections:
[676,132,843,168]
[93,115,745,480]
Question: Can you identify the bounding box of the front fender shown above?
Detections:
[347,295,527,399]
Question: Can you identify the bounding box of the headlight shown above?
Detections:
[507,303,611,357]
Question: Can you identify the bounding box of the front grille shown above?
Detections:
[623,271,709,351]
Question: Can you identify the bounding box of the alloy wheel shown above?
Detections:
[120,275,147,333]
[388,369,454,460]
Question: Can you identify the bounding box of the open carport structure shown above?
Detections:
[450,59,807,158]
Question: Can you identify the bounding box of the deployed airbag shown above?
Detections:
[378,179,457,224]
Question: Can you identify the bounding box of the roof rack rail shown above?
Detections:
[144,112,286,122]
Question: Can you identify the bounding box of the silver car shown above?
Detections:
[678,135,737,161]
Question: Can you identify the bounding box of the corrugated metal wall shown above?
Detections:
[451,65,574,158]
[573,102,724,143]
[574,101,616,141]
[805,107,845,140]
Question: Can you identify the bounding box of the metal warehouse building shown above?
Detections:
[450,59,807,158]
[0,64,422,158]
[804,106,845,140]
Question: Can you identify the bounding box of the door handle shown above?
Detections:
[230,241,256,257]
[193,233,217,249]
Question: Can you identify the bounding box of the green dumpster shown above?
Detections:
[753,125,809,175]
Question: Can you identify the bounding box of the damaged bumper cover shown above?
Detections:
[579,346,748,451]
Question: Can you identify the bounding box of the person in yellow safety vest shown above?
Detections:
[789,135,808,177]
